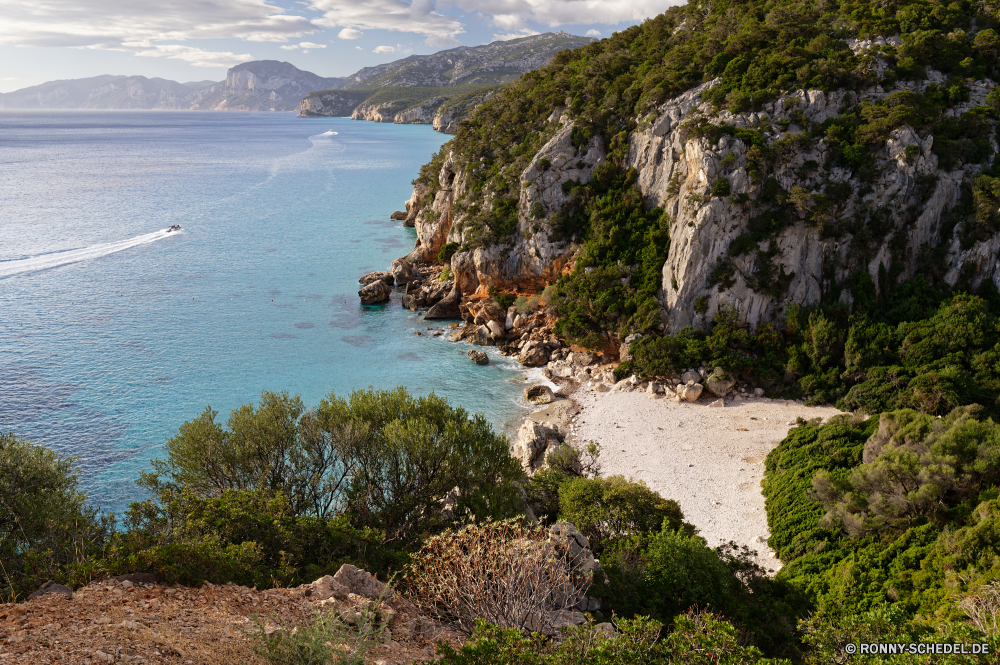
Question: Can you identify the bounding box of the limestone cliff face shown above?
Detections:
[403,120,605,298]
[628,74,997,332]
[300,90,494,134]
[399,75,999,329]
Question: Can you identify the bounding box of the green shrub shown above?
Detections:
[431,613,785,664]
[252,607,387,665]
[557,475,693,555]
[145,387,525,546]
[489,286,516,311]
[0,432,113,600]
[438,242,460,263]
[711,177,732,197]
[110,488,397,588]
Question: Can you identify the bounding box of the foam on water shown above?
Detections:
[0,228,177,279]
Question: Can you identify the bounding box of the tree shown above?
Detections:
[0,432,112,599]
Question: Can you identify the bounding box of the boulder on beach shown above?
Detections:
[681,369,702,385]
[359,279,392,305]
[518,340,550,367]
[472,324,493,346]
[677,382,703,402]
[468,349,489,365]
[706,368,736,397]
[525,385,556,404]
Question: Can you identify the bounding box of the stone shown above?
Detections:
[29,581,73,600]
[424,287,461,319]
[754,387,765,397]
[472,324,493,346]
[358,271,395,286]
[525,385,556,404]
[333,564,391,601]
[513,420,557,471]
[390,257,416,286]
[707,398,724,407]
[705,368,737,397]
[306,575,350,601]
[677,382,703,402]
[359,279,392,305]
[518,340,550,367]
[390,210,407,220]
[681,369,701,385]
[487,319,505,340]
[467,349,489,365]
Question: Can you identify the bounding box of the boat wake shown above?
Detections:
[0,228,178,279]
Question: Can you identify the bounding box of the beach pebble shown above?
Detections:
[708,398,724,407]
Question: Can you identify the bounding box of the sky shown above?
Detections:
[0,0,684,93]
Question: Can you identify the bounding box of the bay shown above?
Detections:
[0,110,532,512]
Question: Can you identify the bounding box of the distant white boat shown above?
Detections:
[321,130,338,136]
[166,225,181,232]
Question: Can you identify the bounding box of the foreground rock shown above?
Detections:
[525,385,556,404]
[359,279,392,305]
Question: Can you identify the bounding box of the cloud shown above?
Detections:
[373,45,395,53]
[0,0,314,63]
[280,44,298,50]
[309,0,464,44]
[440,0,682,30]
[337,28,363,39]
[118,42,253,67]
[586,29,601,36]
[298,41,326,48]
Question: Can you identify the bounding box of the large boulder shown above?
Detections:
[518,340,550,367]
[391,257,416,286]
[304,575,349,601]
[487,319,505,341]
[468,349,489,365]
[332,564,391,601]
[677,382,703,402]
[358,271,395,286]
[681,369,702,385]
[705,368,736,397]
[359,279,392,305]
[472,324,493,346]
[425,287,461,319]
[513,420,558,471]
[525,385,556,404]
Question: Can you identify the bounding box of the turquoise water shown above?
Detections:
[0,111,531,512]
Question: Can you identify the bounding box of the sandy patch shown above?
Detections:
[564,391,843,572]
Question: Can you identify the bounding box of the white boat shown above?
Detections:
[166,225,181,232]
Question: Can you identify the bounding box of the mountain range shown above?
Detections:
[0,33,592,115]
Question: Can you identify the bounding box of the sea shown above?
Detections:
[0,110,533,513]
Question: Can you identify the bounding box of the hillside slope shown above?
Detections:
[298,32,594,130]
[396,1,1000,337]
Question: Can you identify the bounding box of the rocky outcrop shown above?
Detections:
[359,279,392,305]
[467,349,489,365]
[513,420,562,472]
[397,71,1000,336]
[525,385,556,404]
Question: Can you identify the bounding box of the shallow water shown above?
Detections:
[0,110,533,512]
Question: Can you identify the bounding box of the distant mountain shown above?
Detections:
[0,61,345,111]
[0,75,206,110]
[301,32,595,130]
[0,33,592,120]
[341,32,592,89]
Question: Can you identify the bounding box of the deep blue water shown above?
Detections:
[0,111,531,512]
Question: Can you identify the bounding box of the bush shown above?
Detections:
[557,475,693,556]
[711,177,732,197]
[109,488,398,589]
[146,388,525,546]
[252,607,387,665]
[0,432,113,600]
[438,242,460,263]
[430,613,782,665]
[405,519,591,635]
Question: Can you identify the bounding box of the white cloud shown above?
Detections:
[586,29,601,36]
[440,0,681,30]
[310,0,464,44]
[0,0,314,63]
[280,44,299,50]
[117,42,253,67]
[373,45,395,53]
[355,45,363,50]
[299,41,326,48]
[337,28,363,39]
[491,29,539,41]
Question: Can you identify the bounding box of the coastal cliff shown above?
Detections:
[395,34,1000,333]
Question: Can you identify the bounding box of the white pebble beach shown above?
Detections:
[564,390,843,572]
